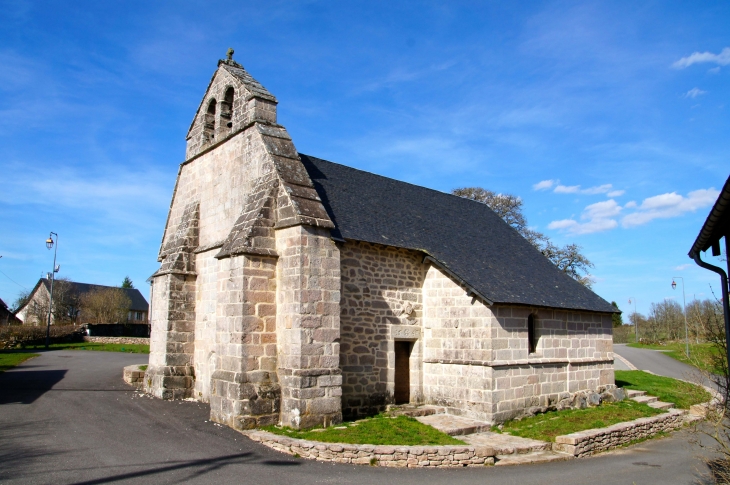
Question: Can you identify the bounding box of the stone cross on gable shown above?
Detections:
[226,48,234,61]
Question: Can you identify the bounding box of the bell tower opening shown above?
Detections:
[204,99,217,145]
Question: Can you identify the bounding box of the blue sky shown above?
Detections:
[0,1,728,316]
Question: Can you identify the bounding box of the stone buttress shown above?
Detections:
[147,53,343,429]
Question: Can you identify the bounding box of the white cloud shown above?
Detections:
[554,184,580,194]
[672,47,730,69]
[533,179,556,191]
[709,67,721,74]
[581,184,613,195]
[584,199,622,219]
[553,183,615,195]
[548,218,618,235]
[621,188,719,227]
[548,199,621,235]
[684,88,707,99]
[607,190,625,197]
[624,201,637,208]
[674,264,692,271]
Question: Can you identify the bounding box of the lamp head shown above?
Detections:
[46,237,54,250]
[672,280,677,290]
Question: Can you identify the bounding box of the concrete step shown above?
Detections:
[626,389,646,398]
[648,401,674,410]
[495,451,574,466]
[632,395,658,404]
[415,414,491,436]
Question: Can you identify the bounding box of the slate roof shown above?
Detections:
[38,279,149,311]
[220,62,277,102]
[300,154,616,314]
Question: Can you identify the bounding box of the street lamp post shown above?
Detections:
[671,277,689,358]
[628,297,638,342]
[45,232,59,350]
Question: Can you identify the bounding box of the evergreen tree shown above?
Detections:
[611,301,623,327]
[121,276,134,289]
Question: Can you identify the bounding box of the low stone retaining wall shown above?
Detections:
[123,364,147,389]
[553,408,687,457]
[245,430,496,467]
[84,336,150,345]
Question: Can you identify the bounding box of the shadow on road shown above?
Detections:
[0,369,67,405]
[66,452,300,484]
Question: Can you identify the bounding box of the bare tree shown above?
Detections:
[648,299,685,341]
[80,287,132,324]
[452,187,594,287]
[11,289,32,313]
[687,297,729,483]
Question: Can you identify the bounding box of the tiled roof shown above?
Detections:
[301,154,615,313]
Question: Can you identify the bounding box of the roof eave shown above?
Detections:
[689,175,730,257]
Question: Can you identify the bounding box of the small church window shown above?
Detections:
[204,98,217,144]
[527,314,538,354]
[220,87,235,134]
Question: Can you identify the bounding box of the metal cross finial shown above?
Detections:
[226,48,234,61]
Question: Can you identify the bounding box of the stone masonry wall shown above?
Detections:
[422,265,496,420]
[145,273,196,400]
[276,225,342,429]
[246,430,496,467]
[339,241,427,418]
[209,254,279,430]
[422,265,614,424]
[554,409,686,456]
[193,249,220,402]
[163,127,277,255]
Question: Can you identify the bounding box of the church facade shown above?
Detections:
[145,53,617,431]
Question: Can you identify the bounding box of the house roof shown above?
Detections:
[300,154,616,314]
[689,174,730,257]
[37,279,149,311]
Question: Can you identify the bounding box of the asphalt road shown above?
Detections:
[0,350,720,485]
[613,344,718,390]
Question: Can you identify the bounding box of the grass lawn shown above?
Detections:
[263,414,465,446]
[615,370,711,409]
[0,351,40,372]
[24,342,149,354]
[496,400,664,442]
[627,342,722,375]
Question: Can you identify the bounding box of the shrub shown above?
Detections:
[0,325,85,349]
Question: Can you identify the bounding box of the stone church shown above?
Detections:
[146,52,617,431]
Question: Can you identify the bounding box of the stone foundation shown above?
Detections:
[123,364,147,389]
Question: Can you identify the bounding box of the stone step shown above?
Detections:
[495,451,574,466]
[631,395,658,404]
[648,401,674,410]
[462,432,552,455]
[626,389,646,398]
[386,405,445,418]
[415,414,491,436]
